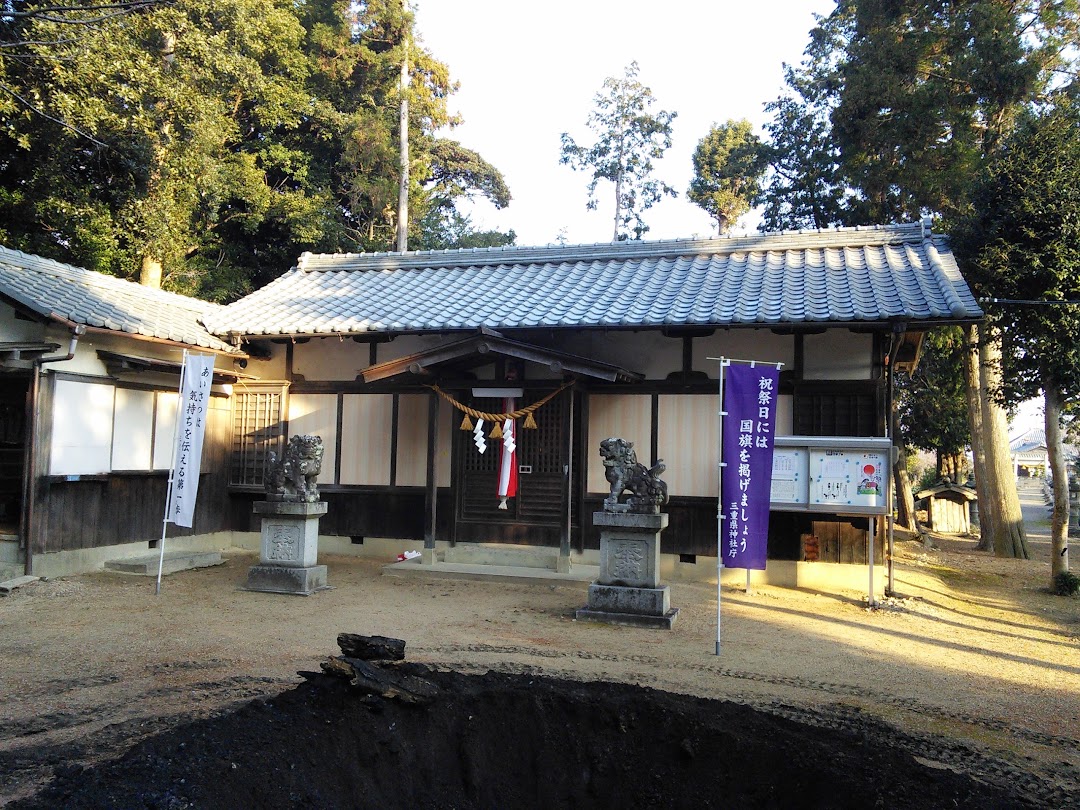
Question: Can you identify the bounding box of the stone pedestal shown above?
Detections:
[245,501,329,596]
[576,511,678,629]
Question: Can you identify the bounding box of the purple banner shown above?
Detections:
[720,364,779,570]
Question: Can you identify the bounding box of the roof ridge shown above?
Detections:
[297,223,927,272]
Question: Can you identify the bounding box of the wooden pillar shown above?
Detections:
[422,391,440,565]
[559,388,574,573]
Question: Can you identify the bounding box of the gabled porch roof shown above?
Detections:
[361,329,643,383]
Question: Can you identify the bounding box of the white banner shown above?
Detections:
[168,353,215,527]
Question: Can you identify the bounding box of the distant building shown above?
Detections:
[1009,429,1048,478]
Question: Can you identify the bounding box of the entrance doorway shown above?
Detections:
[0,375,29,535]
[454,391,568,545]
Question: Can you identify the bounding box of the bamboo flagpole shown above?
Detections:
[156,351,215,595]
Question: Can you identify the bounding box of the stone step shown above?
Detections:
[0,575,38,595]
[443,543,558,570]
[104,550,223,576]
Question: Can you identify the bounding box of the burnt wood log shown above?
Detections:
[336,633,406,661]
[320,656,437,704]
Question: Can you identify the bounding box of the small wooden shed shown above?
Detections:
[915,481,978,534]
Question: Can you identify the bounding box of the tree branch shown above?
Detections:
[0,84,107,147]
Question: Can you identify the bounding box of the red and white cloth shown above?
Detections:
[497,397,518,508]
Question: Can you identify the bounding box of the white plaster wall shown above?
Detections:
[244,342,287,379]
[694,330,795,377]
[292,337,365,381]
[112,388,155,470]
[568,331,682,379]
[38,329,238,379]
[804,330,874,379]
[0,301,44,342]
[50,379,115,474]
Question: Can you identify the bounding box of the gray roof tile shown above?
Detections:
[0,246,240,354]
[204,224,983,337]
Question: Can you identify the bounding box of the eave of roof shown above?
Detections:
[97,350,254,383]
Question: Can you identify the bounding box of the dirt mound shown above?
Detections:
[13,667,1033,809]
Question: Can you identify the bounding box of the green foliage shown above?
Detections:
[414,208,515,251]
[895,328,971,459]
[757,7,861,231]
[425,139,510,210]
[952,96,1080,408]
[757,0,1080,229]
[759,90,852,231]
[0,0,511,299]
[1053,570,1079,596]
[560,62,677,241]
[687,119,767,233]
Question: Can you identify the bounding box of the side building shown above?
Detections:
[0,247,248,578]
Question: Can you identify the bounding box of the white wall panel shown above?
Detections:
[804,330,873,379]
[340,394,393,485]
[50,379,114,475]
[111,388,154,470]
[152,392,179,470]
[288,393,339,485]
[658,395,719,498]
[587,394,652,494]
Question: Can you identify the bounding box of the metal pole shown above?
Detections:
[867,516,876,608]
[156,350,188,595]
[715,357,728,656]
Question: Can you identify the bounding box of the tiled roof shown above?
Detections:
[204,223,984,338]
[0,246,241,354]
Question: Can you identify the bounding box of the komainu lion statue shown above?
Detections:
[265,435,324,503]
[600,437,668,514]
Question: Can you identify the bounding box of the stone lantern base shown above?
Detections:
[575,511,678,629]
[245,500,329,596]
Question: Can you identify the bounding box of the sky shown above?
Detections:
[413,1,837,247]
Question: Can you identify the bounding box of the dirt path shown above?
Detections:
[1,481,1077,806]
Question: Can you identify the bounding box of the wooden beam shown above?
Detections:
[424,391,440,557]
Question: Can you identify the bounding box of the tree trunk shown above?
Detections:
[612,168,623,241]
[979,328,1029,559]
[964,325,994,550]
[891,409,916,531]
[139,255,162,289]
[938,451,964,482]
[1043,386,1070,580]
[396,40,409,253]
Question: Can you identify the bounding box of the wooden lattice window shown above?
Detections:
[230,384,287,487]
[792,381,883,437]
